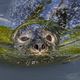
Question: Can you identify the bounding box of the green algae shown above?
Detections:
[0,26,13,44]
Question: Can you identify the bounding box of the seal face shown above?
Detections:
[13,24,59,63]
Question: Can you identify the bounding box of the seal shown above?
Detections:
[12,19,60,65]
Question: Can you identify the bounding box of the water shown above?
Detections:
[0,0,80,80]
[0,0,80,28]
[0,62,80,80]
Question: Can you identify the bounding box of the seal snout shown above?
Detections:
[33,43,46,52]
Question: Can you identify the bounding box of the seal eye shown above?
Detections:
[45,34,56,43]
[17,36,30,43]
[46,35,52,41]
[20,36,29,41]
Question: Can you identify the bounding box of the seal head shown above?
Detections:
[13,24,59,57]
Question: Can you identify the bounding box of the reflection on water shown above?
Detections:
[0,61,80,80]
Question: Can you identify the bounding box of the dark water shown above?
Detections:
[0,62,80,80]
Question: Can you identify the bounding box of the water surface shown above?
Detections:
[0,62,80,80]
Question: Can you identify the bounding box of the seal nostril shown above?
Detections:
[34,44,38,50]
[42,44,46,49]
